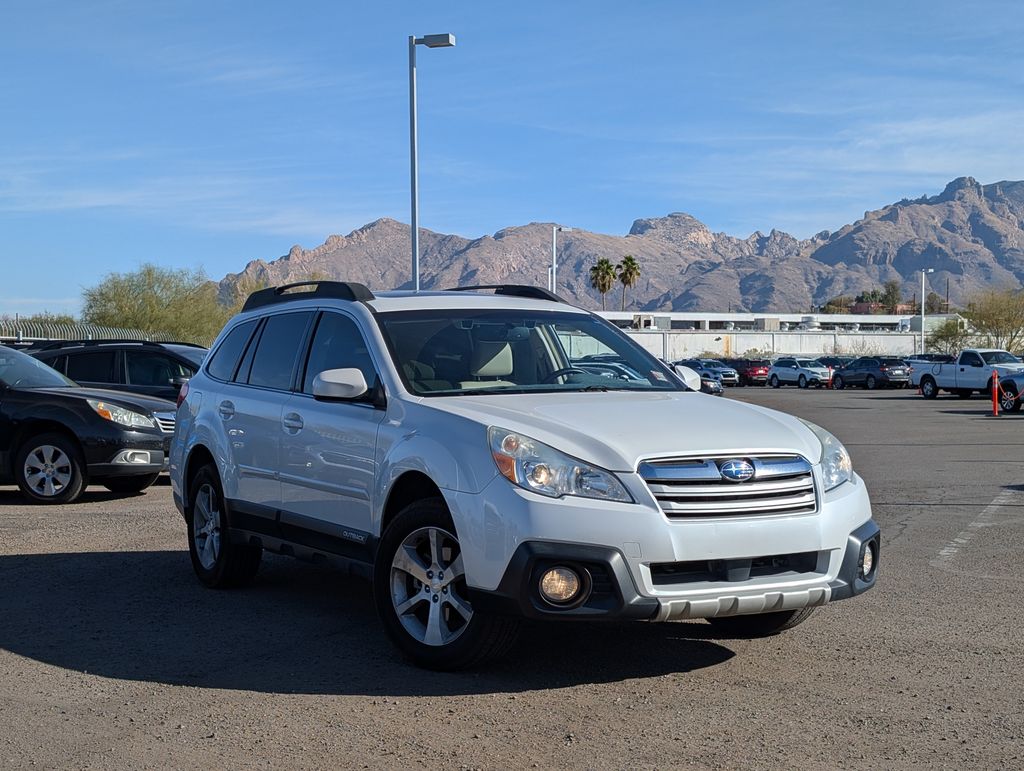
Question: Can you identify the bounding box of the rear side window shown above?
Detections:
[66,351,116,382]
[302,312,377,394]
[207,320,257,381]
[248,312,314,390]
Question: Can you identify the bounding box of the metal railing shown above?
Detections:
[0,320,175,344]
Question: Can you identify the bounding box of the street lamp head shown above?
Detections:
[923,268,935,274]
[418,33,456,48]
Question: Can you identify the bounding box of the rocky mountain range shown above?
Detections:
[217,177,1024,312]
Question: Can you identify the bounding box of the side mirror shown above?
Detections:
[171,376,190,387]
[312,368,369,400]
[672,365,702,392]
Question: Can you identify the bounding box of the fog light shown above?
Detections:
[113,450,152,465]
[539,567,581,604]
[861,541,876,578]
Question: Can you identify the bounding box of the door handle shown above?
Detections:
[282,413,304,432]
[218,400,235,419]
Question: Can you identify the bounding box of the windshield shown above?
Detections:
[0,347,76,389]
[981,351,1021,364]
[376,309,683,396]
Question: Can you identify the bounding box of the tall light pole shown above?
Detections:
[409,33,455,292]
[920,267,934,354]
[551,226,572,292]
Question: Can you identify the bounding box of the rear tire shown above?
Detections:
[920,377,938,399]
[770,375,780,388]
[15,432,86,504]
[866,375,877,390]
[706,607,817,637]
[103,473,160,494]
[186,464,262,588]
[374,498,519,670]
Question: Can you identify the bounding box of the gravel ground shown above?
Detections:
[2,387,1023,769]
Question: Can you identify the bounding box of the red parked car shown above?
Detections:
[724,358,771,386]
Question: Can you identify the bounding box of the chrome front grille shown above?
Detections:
[638,455,816,518]
[154,412,176,434]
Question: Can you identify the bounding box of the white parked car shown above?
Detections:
[768,357,832,388]
[170,282,880,669]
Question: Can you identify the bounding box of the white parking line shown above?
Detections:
[934,489,1019,564]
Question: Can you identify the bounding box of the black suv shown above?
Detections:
[832,357,911,390]
[0,345,176,503]
[29,340,207,402]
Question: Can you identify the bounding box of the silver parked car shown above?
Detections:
[768,357,832,388]
[170,282,879,669]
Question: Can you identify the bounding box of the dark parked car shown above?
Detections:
[0,345,175,503]
[29,340,207,402]
[832,357,911,390]
[723,358,771,386]
[675,359,739,386]
[817,356,855,371]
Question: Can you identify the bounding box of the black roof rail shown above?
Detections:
[242,281,375,312]
[26,339,204,351]
[445,284,566,303]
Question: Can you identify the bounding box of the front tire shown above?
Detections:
[103,473,160,494]
[706,607,817,637]
[374,498,519,670]
[15,432,86,504]
[833,375,845,390]
[1000,380,1022,412]
[186,465,262,588]
[798,374,808,389]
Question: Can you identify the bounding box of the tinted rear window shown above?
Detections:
[207,320,257,381]
[248,312,314,390]
[66,351,116,382]
[880,358,906,366]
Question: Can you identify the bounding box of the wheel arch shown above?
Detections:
[10,420,84,476]
[379,470,446,538]
[183,443,217,505]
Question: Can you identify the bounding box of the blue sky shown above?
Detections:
[3,0,1023,315]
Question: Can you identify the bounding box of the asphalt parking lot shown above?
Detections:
[2,387,1023,769]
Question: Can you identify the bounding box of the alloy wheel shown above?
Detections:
[390,526,472,647]
[193,483,222,570]
[23,445,72,498]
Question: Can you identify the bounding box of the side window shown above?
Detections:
[248,312,314,390]
[207,320,258,381]
[302,312,377,394]
[126,351,188,386]
[66,351,115,382]
[961,352,983,367]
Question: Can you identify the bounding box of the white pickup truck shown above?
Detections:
[914,348,1024,409]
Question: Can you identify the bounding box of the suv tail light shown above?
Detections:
[176,380,189,409]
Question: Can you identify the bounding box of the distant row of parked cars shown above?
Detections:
[669,355,933,391]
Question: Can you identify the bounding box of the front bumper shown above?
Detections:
[448,470,877,622]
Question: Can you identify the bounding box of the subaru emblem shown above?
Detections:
[719,459,755,482]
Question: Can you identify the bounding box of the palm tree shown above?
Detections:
[589,258,618,310]
[617,255,641,311]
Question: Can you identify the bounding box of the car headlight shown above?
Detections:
[799,419,852,491]
[488,427,632,502]
[87,399,157,430]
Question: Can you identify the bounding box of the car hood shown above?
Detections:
[421,390,823,472]
[32,387,176,414]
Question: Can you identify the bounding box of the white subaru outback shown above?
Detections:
[170,282,880,669]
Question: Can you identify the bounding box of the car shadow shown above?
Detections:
[0,551,734,695]
[0,487,146,506]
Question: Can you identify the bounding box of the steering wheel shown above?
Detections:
[542,367,588,383]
